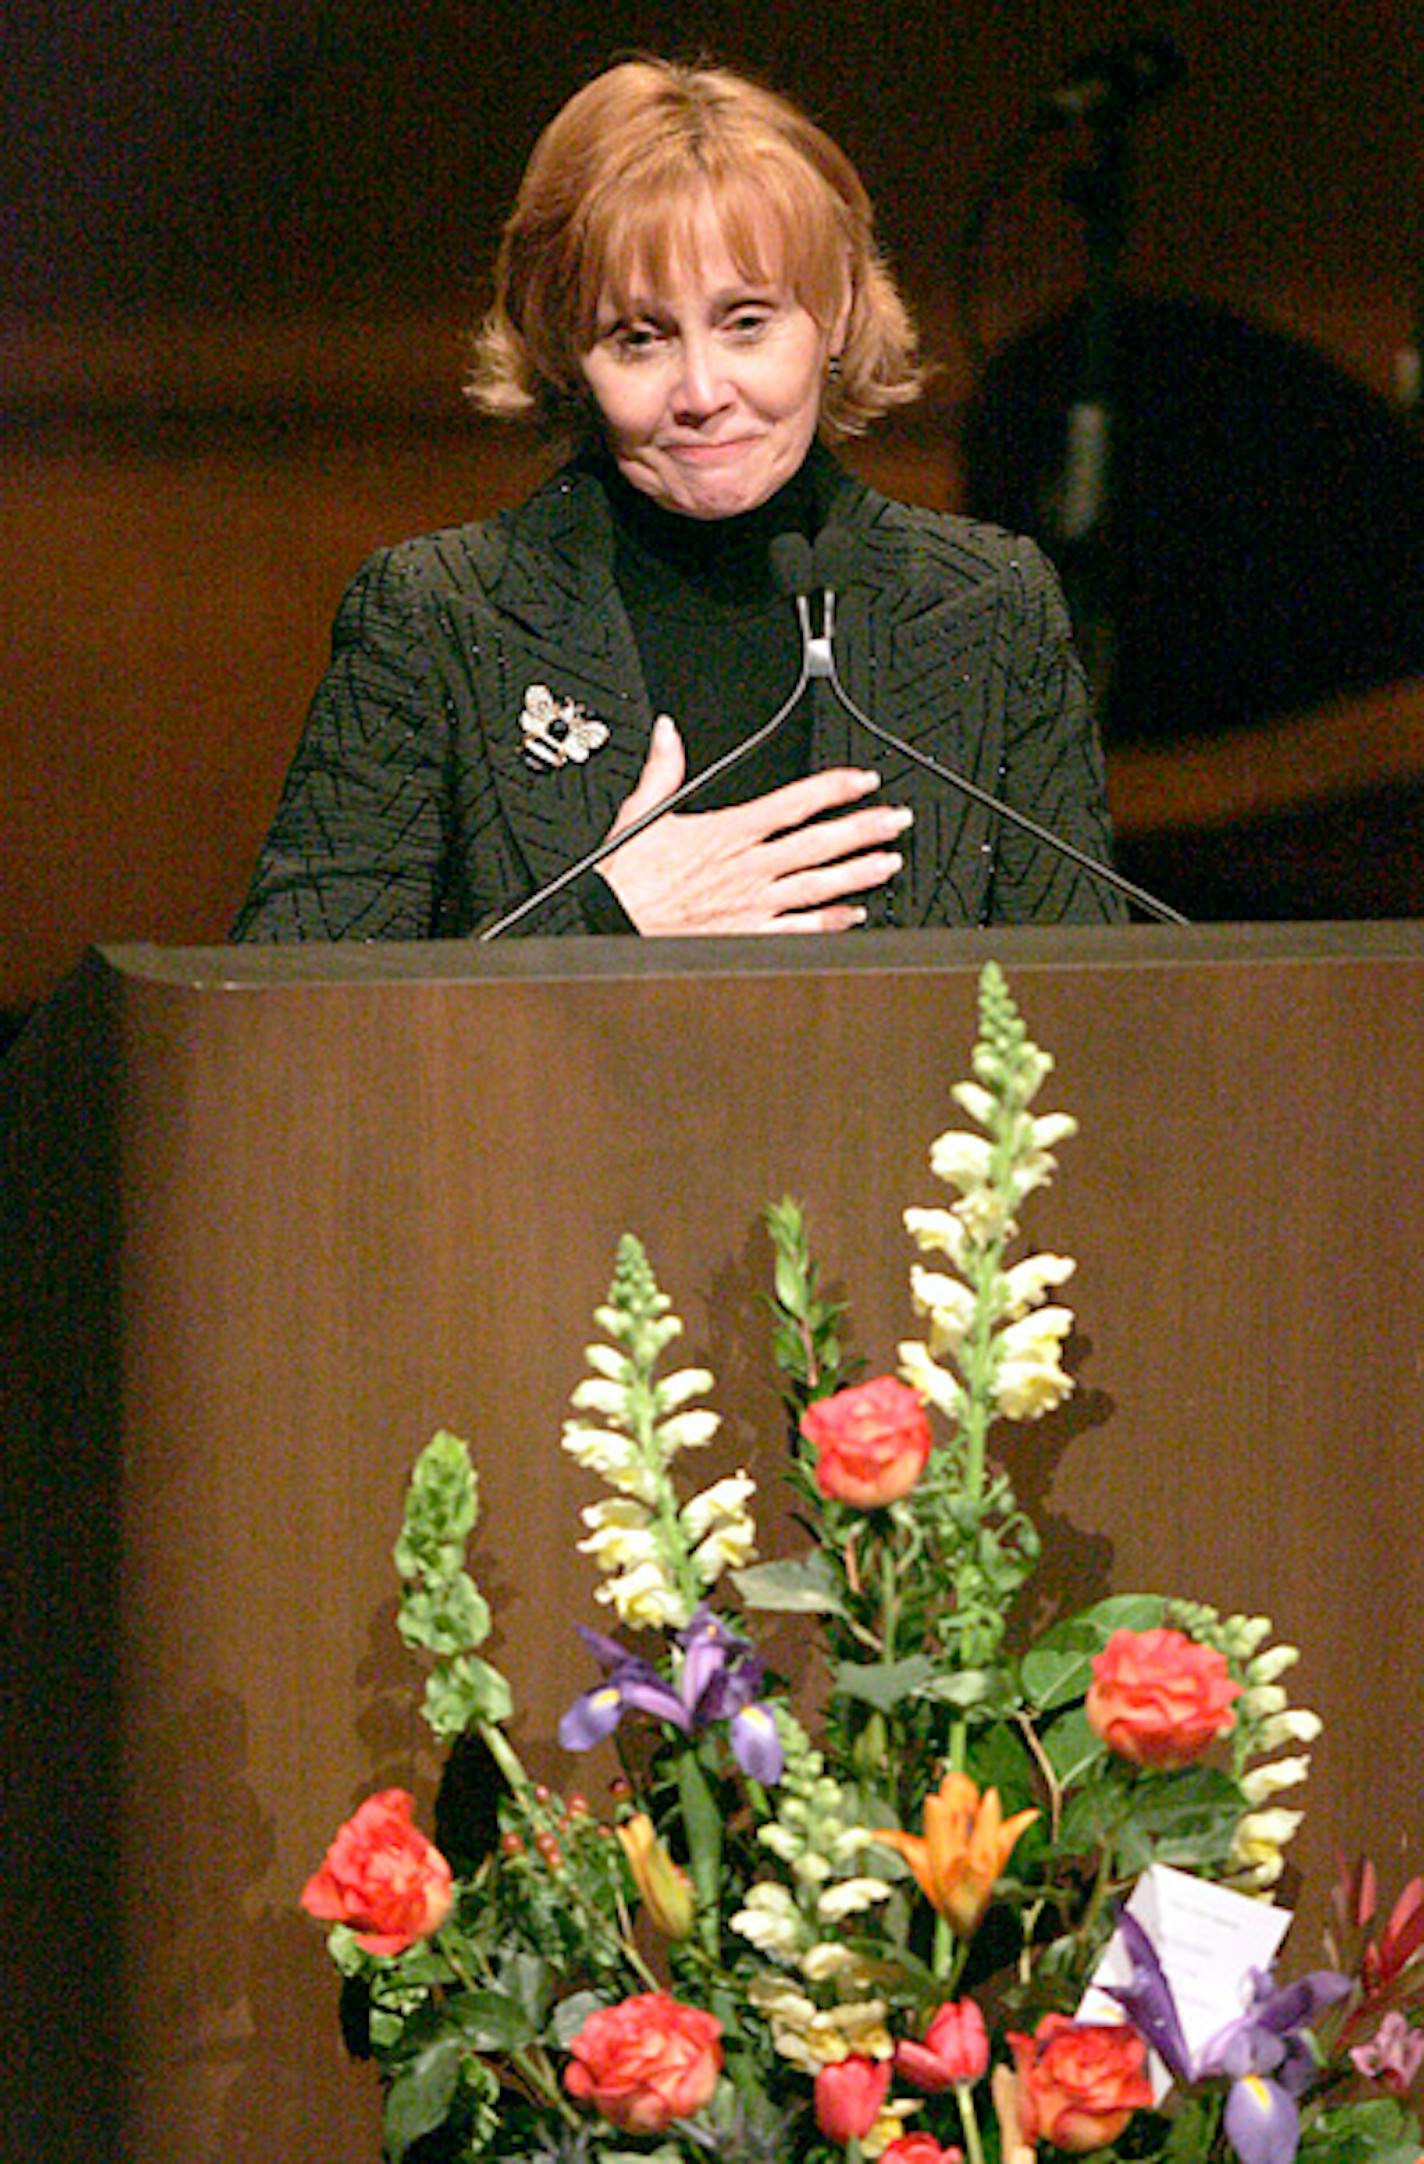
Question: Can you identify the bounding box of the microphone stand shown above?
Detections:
[1049,102,1134,723]
[1398,212,1423,432]
[957,37,1185,733]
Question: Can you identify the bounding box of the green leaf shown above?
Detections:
[1300,2098,1423,2163]
[1114,1766,1243,1873]
[383,2036,462,2160]
[395,1430,479,1563]
[679,1744,725,1953]
[1042,1706,1108,1789]
[550,1989,607,2047]
[917,1667,1001,1709]
[773,1246,807,1311]
[325,1922,369,1977]
[381,1942,457,1988]
[1057,1784,1115,1856]
[397,1575,492,1657]
[1162,2096,1221,2161]
[1019,1646,1094,1713]
[496,1947,555,2028]
[422,1655,513,1740]
[832,1655,936,1710]
[446,1988,536,2053]
[733,1551,848,1616]
[1020,1595,1169,1710]
[968,1723,1038,1815]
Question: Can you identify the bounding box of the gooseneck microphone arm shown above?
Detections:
[477,528,1184,939]
[477,536,822,941]
[810,529,1188,926]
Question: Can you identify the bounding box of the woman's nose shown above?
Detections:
[671,334,732,421]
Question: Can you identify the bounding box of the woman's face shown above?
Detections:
[580,194,848,521]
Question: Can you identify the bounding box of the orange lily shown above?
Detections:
[616,1813,696,1941]
[871,1770,1038,1936]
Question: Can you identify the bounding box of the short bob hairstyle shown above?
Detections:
[468,57,923,440]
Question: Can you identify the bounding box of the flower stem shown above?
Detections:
[609,1878,664,1993]
[1072,1835,1119,1961]
[955,2080,987,2164]
[958,1237,1004,1504]
[932,1914,969,1995]
[477,1717,532,1799]
[510,2042,582,2125]
[881,1532,899,1663]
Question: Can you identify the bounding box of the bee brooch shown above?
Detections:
[519,684,611,772]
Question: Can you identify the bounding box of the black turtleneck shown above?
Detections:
[604,458,819,810]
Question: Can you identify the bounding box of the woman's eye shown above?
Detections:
[611,322,662,356]
[726,307,773,338]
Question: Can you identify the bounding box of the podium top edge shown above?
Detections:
[93,920,1424,993]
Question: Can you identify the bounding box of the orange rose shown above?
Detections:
[301,1788,453,1956]
[564,1992,722,2132]
[801,1376,934,1508]
[1086,1626,1242,1769]
[1009,2014,1152,2154]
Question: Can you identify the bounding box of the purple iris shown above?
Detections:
[1220,2072,1301,2164]
[1107,1913,1352,2164]
[558,1608,784,1784]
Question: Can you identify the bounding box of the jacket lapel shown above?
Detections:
[808,479,1010,926]
[472,466,656,893]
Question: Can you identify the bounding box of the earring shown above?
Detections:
[827,353,844,382]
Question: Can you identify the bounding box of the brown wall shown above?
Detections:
[3,0,1422,1008]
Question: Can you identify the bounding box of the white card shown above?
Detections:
[1079,1863,1292,2101]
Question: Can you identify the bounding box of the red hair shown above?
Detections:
[468,57,921,439]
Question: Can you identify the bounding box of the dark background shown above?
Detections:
[3,0,1422,1015]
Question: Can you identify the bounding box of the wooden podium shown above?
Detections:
[7,923,1423,2163]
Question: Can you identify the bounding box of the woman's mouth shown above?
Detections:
[663,437,759,464]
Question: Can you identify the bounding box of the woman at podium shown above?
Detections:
[233,57,1123,944]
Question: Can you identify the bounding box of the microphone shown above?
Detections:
[807,527,1188,926]
[1035,29,1186,129]
[770,533,833,679]
[477,537,819,941]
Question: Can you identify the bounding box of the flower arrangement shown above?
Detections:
[303,966,1424,2164]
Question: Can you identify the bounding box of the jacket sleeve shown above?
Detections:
[231,549,454,942]
[985,539,1127,925]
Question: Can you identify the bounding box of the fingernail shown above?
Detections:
[858,769,882,790]
[889,807,914,831]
